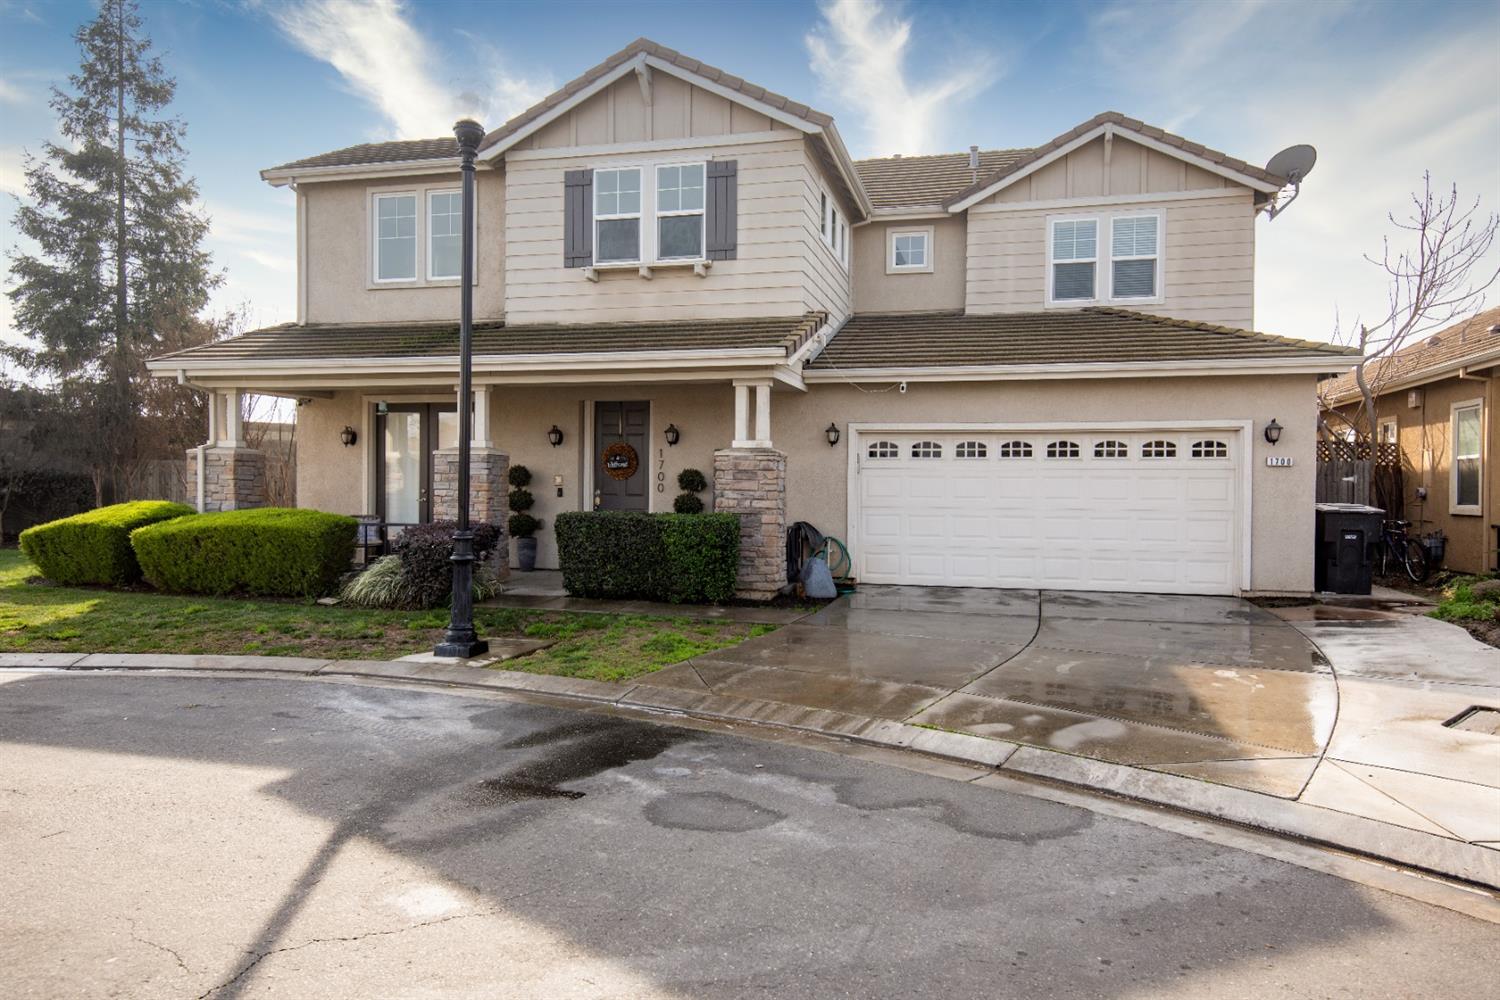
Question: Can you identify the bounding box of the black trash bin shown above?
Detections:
[1314,503,1385,595]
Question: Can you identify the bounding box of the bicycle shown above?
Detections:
[1376,519,1429,583]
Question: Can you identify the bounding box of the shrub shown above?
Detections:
[508,512,541,539]
[508,488,535,512]
[555,511,740,603]
[677,468,708,493]
[20,500,195,586]
[390,520,502,609]
[340,552,500,610]
[508,465,532,488]
[131,508,357,597]
[673,493,705,514]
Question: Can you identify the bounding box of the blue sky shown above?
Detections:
[2,0,1497,355]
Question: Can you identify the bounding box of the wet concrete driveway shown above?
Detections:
[640,586,1339,798]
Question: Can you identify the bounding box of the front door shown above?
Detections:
[377,403,457,528]
[594,401,650,511]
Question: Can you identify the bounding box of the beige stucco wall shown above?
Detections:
[1362,376,1498,574]
[965,136,1257,329]
[302,170,506,324]
[295,375,1318,592]
[852,216,967,313]
[779,373,1319,594]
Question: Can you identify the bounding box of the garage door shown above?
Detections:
[855,429,1241,595]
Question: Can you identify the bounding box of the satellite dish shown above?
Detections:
[1266,144,1317,184]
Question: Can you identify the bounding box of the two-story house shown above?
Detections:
[148,38,1357,599]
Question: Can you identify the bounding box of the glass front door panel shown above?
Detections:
[384,410,422,524]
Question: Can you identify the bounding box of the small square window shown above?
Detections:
[889,229,932,274]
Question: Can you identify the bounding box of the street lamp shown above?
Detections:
[435,118,489,659]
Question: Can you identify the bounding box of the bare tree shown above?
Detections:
[1319,173,1499,444]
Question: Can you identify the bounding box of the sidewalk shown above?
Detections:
[2,590,1496,889]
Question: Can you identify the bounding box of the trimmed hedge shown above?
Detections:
[20,501,195,586]
[555,511,739,604]
[131,508,358,597]
[390,521,502,609]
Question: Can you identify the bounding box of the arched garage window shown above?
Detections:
[1093,439,1128,459]
[997,441,1033,458]
[1191,440,1228,459]
[1141,440,1177,458]
[1046,440,1081,459]
[955,441,987,459]
[867,440,898,459]
[911,441,943,459]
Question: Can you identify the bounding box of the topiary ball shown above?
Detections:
[673,492,705,514]
[677,468,708,494]
[508,488,534,512]
[507,465,532,488]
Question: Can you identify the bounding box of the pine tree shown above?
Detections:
[5,0,220,503]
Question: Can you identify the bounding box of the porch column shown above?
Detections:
[471,386,492,448]
[754,383,772,447]
[732,378,773,449]
[732,383,751,447]
[187,386,265,512]
[714,446,787,602]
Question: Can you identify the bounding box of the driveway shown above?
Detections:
[644,587,1336,792]
[2,673,1494,999]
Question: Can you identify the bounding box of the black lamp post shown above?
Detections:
[435,118,489,659]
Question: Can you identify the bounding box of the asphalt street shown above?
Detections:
[0,670,1494,999]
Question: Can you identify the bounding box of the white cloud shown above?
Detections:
[1083,0,1500,341]
[267,0,551,138]
[0,78,25,105]
[806,0,997,157]
[0,146,26,198]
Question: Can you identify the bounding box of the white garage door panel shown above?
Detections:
[856,430,1241,596]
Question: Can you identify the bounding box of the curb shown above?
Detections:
[3,651,1495,890]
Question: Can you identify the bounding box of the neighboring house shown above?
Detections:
[1321,307,1500,574]
[147,38,1357,599]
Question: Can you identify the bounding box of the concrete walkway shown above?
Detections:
[2,586,1496,888]
[478,569,807,624]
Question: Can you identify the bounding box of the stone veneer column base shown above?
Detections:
[713,447,787,602]
[186,446,266,512]
[432,448,510,579]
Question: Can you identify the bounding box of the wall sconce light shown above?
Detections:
[664,423,680,446]
[1264,418,1283,446]
[825,422,840,446]
[547,425,564,447]
[339,425,358,447]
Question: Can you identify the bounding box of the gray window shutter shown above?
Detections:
[705,160,737,261]
[564,168,593,267]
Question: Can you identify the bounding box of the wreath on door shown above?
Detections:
[601,442,639,481]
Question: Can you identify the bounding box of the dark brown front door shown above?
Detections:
[594,401,649,511]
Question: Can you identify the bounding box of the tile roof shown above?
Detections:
[943,111,1287,208]
[268,138,458,173]
[854,148,1030,210]
[806,308,1359,370]
[1320,306,1500,403]
[150,314,826,366]
[480,38,833,151]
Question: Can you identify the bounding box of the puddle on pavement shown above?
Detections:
[644,791,785,832]
[470,717,693,805]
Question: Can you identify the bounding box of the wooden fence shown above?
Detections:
[1314,440,1403,516]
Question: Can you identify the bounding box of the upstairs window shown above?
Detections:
[1453,401,1483,513]
[656,163,705,260]
[889,228,932,274]
[1050,219,1097,302]
[1111,215,1159,299]
[374,193,417,282]
[427,190,462,280]
[594,167,642,263]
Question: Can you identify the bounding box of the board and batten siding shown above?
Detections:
[964,136,1258,329]
[503,135,852,324]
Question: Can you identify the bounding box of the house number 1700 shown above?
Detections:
[657,448,666,492]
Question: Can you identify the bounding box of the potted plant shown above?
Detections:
[673,467,708,513]
[507,465,543,571]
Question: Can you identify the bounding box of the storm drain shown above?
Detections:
[1443,707,1500,735]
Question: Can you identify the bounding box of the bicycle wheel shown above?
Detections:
[1402,538,1430,583]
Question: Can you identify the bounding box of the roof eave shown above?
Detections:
[260,157,464,188]
[1322,345,1500,406]
[805,355,1355,383]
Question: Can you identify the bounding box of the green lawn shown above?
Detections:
[0,548,771,682]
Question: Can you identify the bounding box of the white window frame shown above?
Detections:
[371,190,419,284]
[1107,212,1163,303]
[593,165,644,264]
[1377,417,1398,445]
[888,226,934,274]
[653,161,707,262]
[1450,399,1483,516]
[1045,209,1166,307]
[425,188,469,282]
[1046,214,1100,306]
